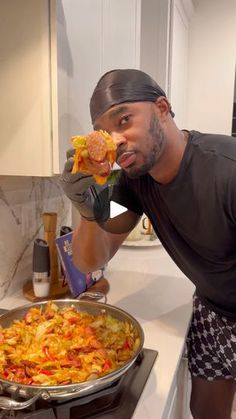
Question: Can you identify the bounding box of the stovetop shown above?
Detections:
[0,309,158,419]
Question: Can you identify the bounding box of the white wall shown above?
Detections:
[186,0,236,134]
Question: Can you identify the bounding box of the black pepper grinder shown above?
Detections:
[32,238,50,297]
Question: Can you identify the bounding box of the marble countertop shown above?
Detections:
[0,244,195,418]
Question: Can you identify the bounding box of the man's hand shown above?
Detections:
[60,149,109,221]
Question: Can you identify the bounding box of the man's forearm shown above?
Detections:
[72,218,126,272]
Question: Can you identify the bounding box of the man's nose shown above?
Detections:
[111,132,127,146]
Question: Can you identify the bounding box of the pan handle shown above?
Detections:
[0,391,48,410]
[77,291,107,304]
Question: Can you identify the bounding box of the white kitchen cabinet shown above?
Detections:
[0,0,142,176]
[168,0,194,129]
[166,354,190,419]
[0,0,60,176]
[61,0,141,138]
[61,0,171,136]
[61,0,194,138]
[139,0,194,129]
[167,387,178,419]
[0,0,194,176]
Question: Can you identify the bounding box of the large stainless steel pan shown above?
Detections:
[0,298,144,410]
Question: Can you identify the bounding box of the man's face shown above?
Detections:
[94,101,167,178]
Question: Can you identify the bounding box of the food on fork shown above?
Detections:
[71,130,117,185]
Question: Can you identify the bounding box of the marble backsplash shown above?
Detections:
[0,176,71,299]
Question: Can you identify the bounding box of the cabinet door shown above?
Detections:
[56,0,141,150]
[56,0,103,146]
[140,0,171,92]
[167,387,178,419]
[169,0,194,129]
[0,0,55,176]
[102,0,140,71]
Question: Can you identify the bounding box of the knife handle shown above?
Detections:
[43,212,57,232]
[42,212,59,285]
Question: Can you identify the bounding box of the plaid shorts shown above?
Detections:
[186,294,236,380]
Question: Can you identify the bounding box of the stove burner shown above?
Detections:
[0,309,158,419]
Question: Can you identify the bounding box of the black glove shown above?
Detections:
[60,150,109,222]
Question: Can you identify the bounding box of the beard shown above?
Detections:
[127,111,165,179]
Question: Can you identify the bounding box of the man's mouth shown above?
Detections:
[117,152,136,169]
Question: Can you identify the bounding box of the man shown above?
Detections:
[61,69,236,419]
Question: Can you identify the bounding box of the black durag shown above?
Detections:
[90,69,175,125]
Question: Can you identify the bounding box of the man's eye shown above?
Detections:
[119,114,131,126]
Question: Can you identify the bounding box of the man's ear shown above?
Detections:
[154,96,171,121]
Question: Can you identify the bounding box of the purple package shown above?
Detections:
[55,232,103,297]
